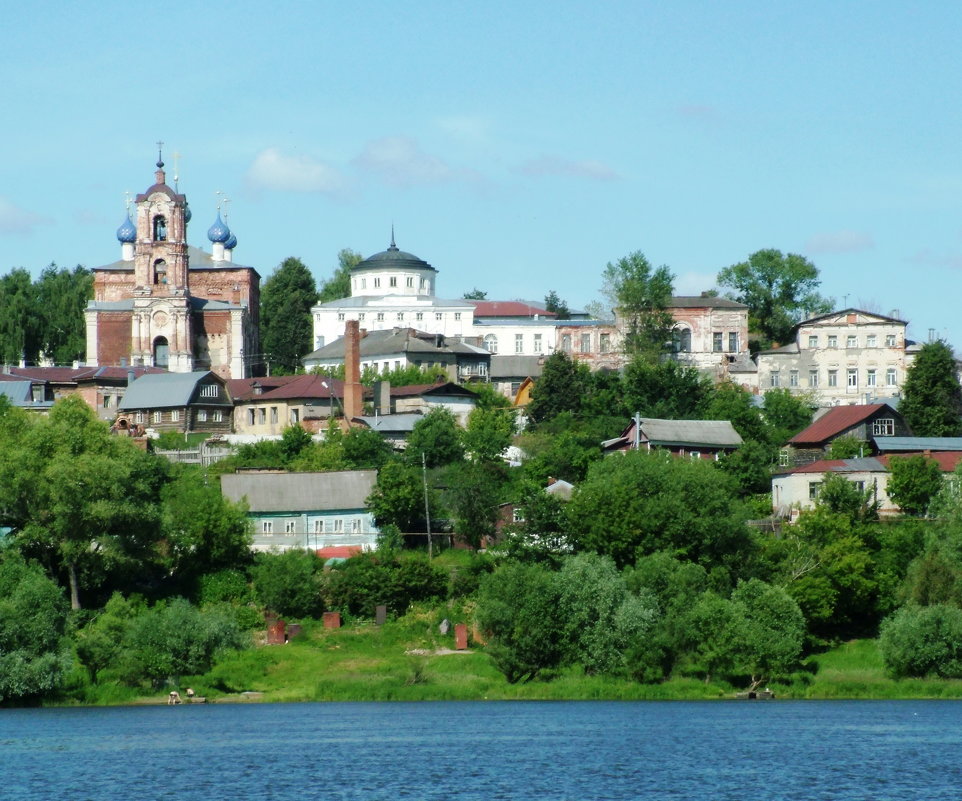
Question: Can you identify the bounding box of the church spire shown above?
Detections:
[154,140,166,184]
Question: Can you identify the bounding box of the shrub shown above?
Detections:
[879,604,962,678]
[250,550,324,619]
[322,553,447,618]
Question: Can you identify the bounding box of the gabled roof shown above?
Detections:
[797,307,906,327]
[489,355,545,379]
[1,365,165,384]
[120,371,229,410]
[220,470,377,513]
[874,437,962,452]
[879,452,962,472]
[303,327,490,363]
[227,374,344,402]
[606,417,743,450]
[670,295,748,310]
[788,403,896,446]
[775,457,886,476]
[389,382,476,399]
[353,413,423,433]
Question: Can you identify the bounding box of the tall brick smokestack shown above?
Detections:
[343,320,363,421]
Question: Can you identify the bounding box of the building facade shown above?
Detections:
[85,154,260,378]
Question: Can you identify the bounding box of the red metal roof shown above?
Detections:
[316,546,362,559]
[879,452,962,472]
[227,374,343,401]
[470,300,555,318]
[789,404,892,445]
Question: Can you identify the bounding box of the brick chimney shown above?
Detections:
[343,320,363,421]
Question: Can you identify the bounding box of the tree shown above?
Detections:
[279,423,313,462]
[677,592,746,683]
[250,550,324,618]
[342,426,393,469]
[544,290,570,320]
[762,388,813,445]
[827,434,868,459]
[601,251,674,360]
[35,264,92,364]
[462,288,487,300]
[899,340,962,436]
[366,461,432,532]
[526,352,588,425]
[879,604,962,678]
[405,407,464,468]
[888,455,944,516]
[445,462,503,549]
[0,268,39,364]
[318,248,362,303]
[730,578,805,687]
[566,449,751,570]
[0,552,72,703]
[260,257,318,374]
[717,249,832,349]
[476,562,565,683]
[462,406,514,463]
[622,357,714,420]
[816,473,879,524]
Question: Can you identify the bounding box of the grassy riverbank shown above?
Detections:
[65,609,962,705]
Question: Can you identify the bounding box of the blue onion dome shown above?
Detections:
[116,214,136,243]
[207,212,231,243]
[184,203,192,223]
[224,233,237,250]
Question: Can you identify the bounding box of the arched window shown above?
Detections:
[483,334,498,354]
[153,215,167,241]
[153,336,169,368]
[673,327,692,353]
[153,259,167,284]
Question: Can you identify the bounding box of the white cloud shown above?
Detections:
[674,272,721,296]
[804,230,875,254]
[516,156,619,181]
[245,148,350,195]
[0,196,49,234]
[437,115,491,144]
[908,248,962,270]
[354,136,478,188]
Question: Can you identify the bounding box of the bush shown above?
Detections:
[322,553,447,618]
[250,550,324,619]
[879,604,962,678]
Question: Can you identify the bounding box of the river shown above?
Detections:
[1,700,959,800]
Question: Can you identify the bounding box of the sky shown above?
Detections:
[3,1,962,346]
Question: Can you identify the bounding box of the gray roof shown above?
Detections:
[875,436,962,452]
[87,295,243,313]
[221,470,377,513]
[354,413,423,433]
[120,371,229,409]
[639,418,743,448]
[314,295,469,310]
[303,327,490,363]
[489,355,545,379]
[94,245,260,275]
[670,296,748,310]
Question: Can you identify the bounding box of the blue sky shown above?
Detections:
[3,1,962,345]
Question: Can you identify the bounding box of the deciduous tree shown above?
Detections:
[888,454,944,516]
[601,251,674,360]
[318,248,362,303]
[260,257,317,374]
[899,340,962,436]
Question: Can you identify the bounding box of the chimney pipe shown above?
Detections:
[343,320,363,421]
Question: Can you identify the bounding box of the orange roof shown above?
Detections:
[316,546,362,559]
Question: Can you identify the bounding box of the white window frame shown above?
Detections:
[847,368,858,388]
[262,520,273,535]
[886,368,897,386]
[866,369,877,387]
[808,335,818,348]
[828,370,838,387]
[847,335,858,348]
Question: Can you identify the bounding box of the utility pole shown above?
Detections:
[422,451,433,559]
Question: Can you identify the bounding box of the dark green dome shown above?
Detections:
[351,236,436,274]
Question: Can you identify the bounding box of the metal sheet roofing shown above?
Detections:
[120,371,228,409]
[874,437,962,452]
[788,403,895,445]
[220,470,378,513]
[638,418,743,448]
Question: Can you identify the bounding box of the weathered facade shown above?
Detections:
[117,371,233,434]
[85,154,260,379]
[756,309,917,407]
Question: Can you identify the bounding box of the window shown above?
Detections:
[313,520,323,534]
[152,411,162,423]
[600,333,610,353]
[515,334,524,354]
[808,335,818,348]
[873,418,896,436]
[828,370,838,387]
[886,368,897,386]
[290,408,300,424]
[534,333,543,353]
[416,312,423,321]
[197,410,208,422]
[406,276,413,287]
[847,335,858,348]
[728,332,738,352]
[374,277,381,288]
[510,381,521,396]
[483,334,498,354]
[285,520,296,534]
[512,508,525,523]
[713,332,723,352]
[171,409,180,422]
[809,482,822,500]
[396,312,404,321]
[689,451,701,460]
[454,312,461,321]
[352,519,361,533]
[270,407,278,424]
[213,410,223,422]
[828,335,838,348]
[847,368,858,387]
[388,276,396,288]
[580,333,591,353]
[770,371,780,388]
[867,369,877,387]
[886,334,897,347]
[103,395,112,409]
[394,360,400,370]
[435,313,443,321]
[778,449,791,467]
[152,215,167,241]
[135,412,144,424]
[562,334,572,353]
[867,334,877,348]
[247,409,255,425]
[334,519,343,533]
[358,313,365,321]
[261,521,273,534]
[361,278,366,289]
[201,384,218,398]
[789,370,799,387]
[258,408,266,424]
[376,312,384,322]
[153,259,167,285]
[674,328,692,353]
[337,313,345,322]
[809,370,819,387]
